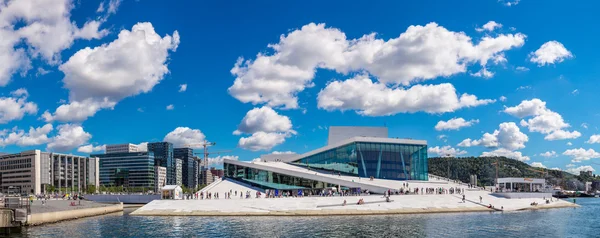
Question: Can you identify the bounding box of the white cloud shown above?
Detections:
[166,104,174,110]
[481,148,530,162]
[500,0,520,6]
[457,122,528,151]
[229,22,525,109]
[207,155,238,166]
[515,66,529,72]
[46,124,91,152]
[529,41,573,66]
[0,0,110,87]
[566,164,575,168]
[164,127,206,148]
[238,131,290,151]
[317,75,494,116]
[234,107,296,151]
[36,68,51,77]
[531,162,547,169]
[97,1,105,13]
[505,98,578,140]
[567,142,573,146]
[437,134,448,142]
[0,88,38,123]
[566,165,595,175]
[544,130,581,140]
[179,84,187,92]
[581,123,589,129]
[44,22,180,122]
[499,96,507,102]
[516,85,531,90]
[470,68,494,78]
[135,142,148,152]
[571,89,579,95]
[272,151,296,154]
[476,21,503,32]
[107,0,122,15]
[435,118,479,131]
[587,134,600,144]
[77,144,105,153]
[233,106,293,135]
[563,148,600,163]
[539,151,557,158]
[0,124,53,147]
[428,146,467,157]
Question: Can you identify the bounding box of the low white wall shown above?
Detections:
[86,195,161,204]
[28,203,123,225]
[493,192,552,199]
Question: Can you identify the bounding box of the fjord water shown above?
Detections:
[19,198,599,238]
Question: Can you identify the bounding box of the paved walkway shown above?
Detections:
[30,200,112,214]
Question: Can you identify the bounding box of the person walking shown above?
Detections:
[479,196,482,203]
[462,194,466,203]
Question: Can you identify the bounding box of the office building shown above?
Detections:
[199,168,214,186]
[106,143,138,154]
[224,126,428,194]
[174,148,198,189]
[210,167,224,178]
[175,158,182,186]
[155,166,166,192]
[148,142,174,185]
[93,149,155,189]
[0,150,99,195]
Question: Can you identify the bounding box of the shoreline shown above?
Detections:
[27,203,124,226]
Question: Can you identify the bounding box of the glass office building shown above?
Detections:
[93,151,155,188]
[174,148,198,189]
[148,142,174,185]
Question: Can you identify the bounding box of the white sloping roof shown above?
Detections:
[162,185,181,190]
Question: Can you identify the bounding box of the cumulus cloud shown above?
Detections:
[77,144,105,153]
[164,127,206,148]
[476,21,503,32]
[566,165,595,175]
[563,148,600,163]
[435,118,479,131]
[531,162,546,169]
[135,142,148,152]
[234,106,294,135]
[482,148,530,161]
[0,124,53,147]
[539,151,557,158]
[529,41,573,66]
[207,155,238,166]
[567,142,573,146]
[229,22,525,109]
[0,88,38,123]
[317,75,494,116]
[504,98,579,140]
[46,124,92,152]
[457,122,528,151]
[499,96,507,102]
[234,107,296,151]
[166,104,174,110]
[500,0,520,6]
[586,134,600,144]
[43,22,180,122]
[428,146,467,157]
[0,0,111,86]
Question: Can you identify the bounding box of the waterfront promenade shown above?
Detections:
[27,200,123,225]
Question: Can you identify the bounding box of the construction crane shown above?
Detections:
[525,167,548,178]
[491,160,499,187]
[184,141,232,168]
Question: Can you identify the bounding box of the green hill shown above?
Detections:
[427,156,590,190]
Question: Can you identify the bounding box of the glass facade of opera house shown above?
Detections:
[224,141,428,191]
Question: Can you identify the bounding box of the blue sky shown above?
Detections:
[1,0,600,173]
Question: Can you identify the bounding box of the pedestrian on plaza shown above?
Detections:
[479,196,482,203]
[462,194,466,203]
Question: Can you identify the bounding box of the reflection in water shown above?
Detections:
[17,199,600,238]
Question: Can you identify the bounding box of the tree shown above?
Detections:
[87,184,97,194]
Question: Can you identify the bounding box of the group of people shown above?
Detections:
[197,190,261,200]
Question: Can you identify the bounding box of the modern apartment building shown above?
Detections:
[106,143,138,154]
[147,142,174,185]
[154,166,166,192]
[175,158,182,186]
[93,150,155,189]
[199,168,214,186]
[174,148,198,189]
[0,150,99,195]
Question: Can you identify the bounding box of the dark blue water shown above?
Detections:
[14,198,600,238]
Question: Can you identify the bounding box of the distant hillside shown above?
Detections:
[427,156,588,189]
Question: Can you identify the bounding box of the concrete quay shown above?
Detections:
[131,192,578,216]
[27,200,123,226]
